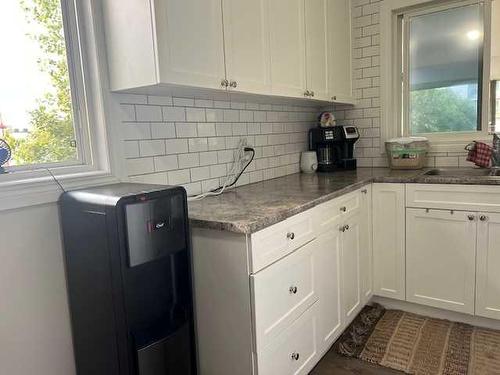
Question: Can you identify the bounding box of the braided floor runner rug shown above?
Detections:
[335,304,500,374]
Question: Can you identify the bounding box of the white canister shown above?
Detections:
[300,151,318,173]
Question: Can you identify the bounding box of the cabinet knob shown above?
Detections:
[311,91,315,97]
[289,286,298,294]
[229,80,237,88]
[340,206,347,212]
[304,90,311,97]
[291,352,300,361]
[345,224,349,231]
[287,232,295,240]
[332,95,337,101]
[467,215,476,221]
[340,225,349,232]
[480,215,488,222]
[221,79,229,88]
[361,189,368,194]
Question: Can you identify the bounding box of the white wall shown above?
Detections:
[0,203,76,375]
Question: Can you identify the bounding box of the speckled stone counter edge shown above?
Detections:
[188,172,500,234]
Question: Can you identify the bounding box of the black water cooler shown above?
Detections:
[60,183,197,375]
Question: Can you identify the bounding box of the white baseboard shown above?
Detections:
[371,296,500,331]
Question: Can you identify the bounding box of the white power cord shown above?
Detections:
[187,139,252,201]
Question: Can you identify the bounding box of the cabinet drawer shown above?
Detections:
[407,184,500,213]
[251,239,318,351]
[250,209,315,272]
[314,189,362,231]
[256,304,318,375]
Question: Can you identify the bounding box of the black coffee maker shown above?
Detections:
[309,125,360,172]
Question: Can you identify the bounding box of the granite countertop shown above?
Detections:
[188,167,500,234]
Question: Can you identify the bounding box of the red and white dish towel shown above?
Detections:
[466,141,492,168]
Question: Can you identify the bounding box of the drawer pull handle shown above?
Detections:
[468,215,476,221]
[340,206,347,212]
[289,286,298,294]
[287,232,295,240]
[291,352,300,361]
[480,215,488,222]
[361,189,368,194]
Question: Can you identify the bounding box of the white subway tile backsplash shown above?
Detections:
[163,107,186,122]
[139,139,166,157]
[136,105,162,122]
[151,123,176,139]
[165,139,189,154]
[197,123,216,137]
[127,158,154,175]
[188,138,209,153]
[124,123,151,140]
[178,153,200,169]
[175,122,198,138]
[186,108,206,122]
[168,169,191,185]
[154,155,178,172]
[119,93,317,194]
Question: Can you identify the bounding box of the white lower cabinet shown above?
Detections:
[341,212,362,323]
[257,304,319,375]
[315,229,342,351]
[360,186,373,304]
[406,208,477,314]
[251,239,318,349]
[372,183,406,300]
[476,212,500,320]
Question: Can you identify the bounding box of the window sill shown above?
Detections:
[0,168,120,212]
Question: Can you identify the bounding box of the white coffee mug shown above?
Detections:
[300,151,318,173]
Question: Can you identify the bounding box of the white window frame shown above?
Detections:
[0,0,124,211]
[381,0,493,154]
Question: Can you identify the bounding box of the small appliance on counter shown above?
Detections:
[60,183,196,375]
[309,125,360,171]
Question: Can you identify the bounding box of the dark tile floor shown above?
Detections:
[310,348,403,375]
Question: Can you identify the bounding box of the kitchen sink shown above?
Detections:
[423,168,500,177]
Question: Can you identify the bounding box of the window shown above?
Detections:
[492,80,500,132]
[400,1,485,137]
[0,0,86,170]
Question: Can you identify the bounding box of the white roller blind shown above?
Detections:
[492,0,500,79]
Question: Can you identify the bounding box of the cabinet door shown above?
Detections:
[155,0,226,89]
[305,0,329,100]
[406,209,476,314]
[222,0,271,94]
[360,186,373,304]
[315,230,342,352]
[341,213,362,324]
[476,213,500,320]
[251,239,318,351]
[268,0,307,97]
[372,184,406,300]
[327,0,353,103]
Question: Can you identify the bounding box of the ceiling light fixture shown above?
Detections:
[467,30,480,41]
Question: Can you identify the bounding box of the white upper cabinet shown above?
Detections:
[476,212,500,320]
[268,0,307,98]
[305,0,329,101]
[154,0,226,90]
[222,0,271,94]
[327,0,354,103]
[104,0,354,103]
